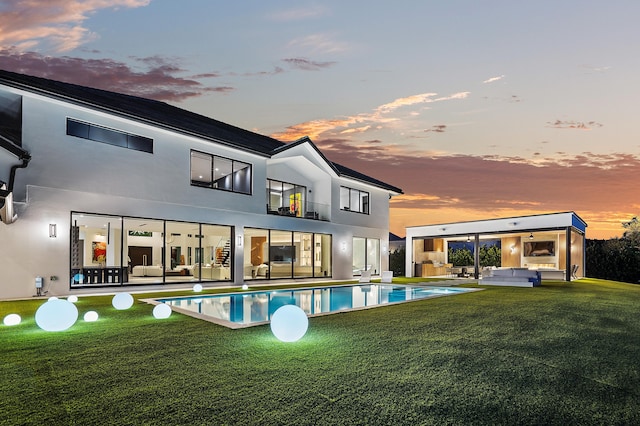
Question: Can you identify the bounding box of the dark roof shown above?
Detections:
[0,69,402,193]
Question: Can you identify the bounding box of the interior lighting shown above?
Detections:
[3,313,21,326]
[49,223,57,238]
[529,233,534,240]
[35,299,78,331]
[193,284,203,292]
[112,293,134,310]
[270,305,309,342]
[153,303,172,319]
[84,311,99,322]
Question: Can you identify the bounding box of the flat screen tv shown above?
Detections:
[270,245,295,262]
[523,241,555,257]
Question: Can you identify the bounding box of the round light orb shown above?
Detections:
[35,299,78,331]
[68,295,79,303]
[241,284,249,290]
[48,296,58,301]
[112,293,134,310]
[152,303,172,319]
[193,284,203,292]
[270,305,309,342]
[83,311,99,322]
[3,313,21,326]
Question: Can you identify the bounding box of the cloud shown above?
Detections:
[0,47,226,101]
[271,91,469,141]
[483,75,505,84]
[287,33,350,54]
[282,58,337,71]
[0,0,151,52]
[425,124,447,133]
[546,120,603,130]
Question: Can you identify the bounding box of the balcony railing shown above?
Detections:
[266,200,329,221]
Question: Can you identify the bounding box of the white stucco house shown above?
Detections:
[0,70,402,300]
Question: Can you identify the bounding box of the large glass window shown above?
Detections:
[244,228,332,280]
[191,150,252,194]
[267,179,305,217]
[340,186,369,214]
[352,237,380,276]
[71,213,232,287]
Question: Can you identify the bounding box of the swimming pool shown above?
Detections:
[151,284,480,328]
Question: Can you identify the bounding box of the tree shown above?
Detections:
[479,245,501,267]
[448,247,474,266]
[389,248,405,277]
[585,215,640,284]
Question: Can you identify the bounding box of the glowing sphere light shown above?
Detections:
[112,293,134,310]
[270,305,308,342]
[193,284,203,292]
[242,284,249,290]
[84,311,99,322]
[35,299,78,331]
[68,295,79,303]
[3,313,21,326]
[153,303,172,319]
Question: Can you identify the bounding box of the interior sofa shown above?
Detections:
[131,265,164,277]
[481,268,541,287]
[193,265,230,280]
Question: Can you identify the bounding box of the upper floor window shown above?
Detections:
[340,186,369,214]
[66,118,153,153]
[267,179,305,217]
[190,150,251,195]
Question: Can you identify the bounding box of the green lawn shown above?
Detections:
[1,278,639,425]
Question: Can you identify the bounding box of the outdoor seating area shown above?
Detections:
[481,268,541,287]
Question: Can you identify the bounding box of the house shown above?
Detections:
[405,212,587,282]
[0,70,402,300]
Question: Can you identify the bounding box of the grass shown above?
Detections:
[1,278,639,425]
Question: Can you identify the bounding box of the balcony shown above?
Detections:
[267,200,329,221]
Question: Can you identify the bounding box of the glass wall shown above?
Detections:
[352,237,380,276]
[71,212,232,287]
[244,228,332,280]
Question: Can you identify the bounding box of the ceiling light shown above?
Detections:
[529,233,534,240]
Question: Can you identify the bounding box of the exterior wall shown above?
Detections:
[0,83,394,299]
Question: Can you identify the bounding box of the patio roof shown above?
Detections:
[406,211,587,239]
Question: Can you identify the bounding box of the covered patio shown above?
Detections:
[405,212,587,282]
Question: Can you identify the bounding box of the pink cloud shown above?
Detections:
[282,58,337,71]
[0,47,228,101]
[0,0,150,52]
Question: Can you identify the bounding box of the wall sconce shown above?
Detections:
[382,244,388,254]
[510,245,516,254]
[49,224,57,238]
[237,235,243,248]
[466,235,471,242]
[340,241,347,252]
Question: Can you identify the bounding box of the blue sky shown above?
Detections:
[2,0,639,237]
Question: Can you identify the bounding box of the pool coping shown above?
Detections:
[141,283,483,329]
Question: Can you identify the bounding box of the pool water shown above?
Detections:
[156,284,479,328]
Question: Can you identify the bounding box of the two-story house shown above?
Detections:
[0,70,402,300]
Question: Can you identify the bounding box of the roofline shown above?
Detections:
[272,136,404,194]
[406,211,587,229]
[0,73,273,158]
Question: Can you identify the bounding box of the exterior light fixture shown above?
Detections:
[49,223,57,238]
[340,241,347,252]
[112,293,134,310]
[270,305,309,342]
[237,235,243,248]
[529,233,534,240]
[152,303,172,319]
[467,236,471,242]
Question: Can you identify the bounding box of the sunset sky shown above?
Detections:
[2,0,639,238]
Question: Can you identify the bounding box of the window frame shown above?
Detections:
[190,149,252,195]
[339,186,370,214]
[66,118,153,154]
